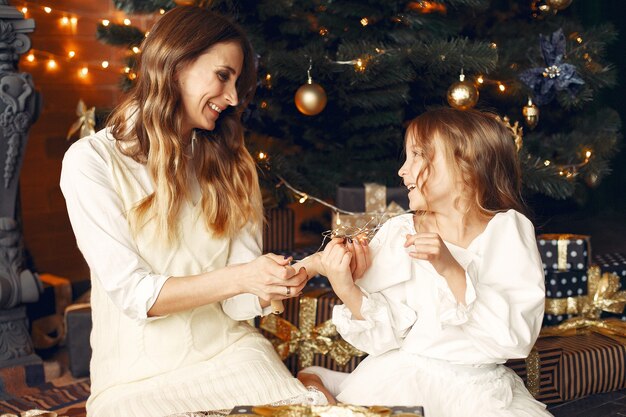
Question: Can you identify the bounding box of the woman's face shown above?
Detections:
[178,41,243,134]
[398,133,457,212]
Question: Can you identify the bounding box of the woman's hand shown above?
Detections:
[239,253,308,302]
[320,238,355,297]
[345,237,371,281]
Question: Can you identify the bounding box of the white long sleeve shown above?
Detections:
[457,212,545,359]
[221,223,274,320]
[60,133,170,321]
[332,211,545,365]
[332,218,417,356]
[60,131,271,323]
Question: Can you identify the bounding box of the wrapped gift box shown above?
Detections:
[595,253,626,321]
[259,288,366,375]
[333,183,408,237]
[536,234,592,271]
[543,270,589,326]
[229,405,424,416]
[64,304,92,378]
[506,332,626,404]
[336,185,409,212]
[263,207,295,253]
[27,273,73,351]
[595,253,626,282]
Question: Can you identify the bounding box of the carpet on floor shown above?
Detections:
[0,364,88,416]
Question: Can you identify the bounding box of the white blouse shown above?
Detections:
[332,210,545,365]
[60,129,272,322]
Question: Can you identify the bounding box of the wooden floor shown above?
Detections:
[548,388,626,416]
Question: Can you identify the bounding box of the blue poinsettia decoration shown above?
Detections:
[519,28,585,106]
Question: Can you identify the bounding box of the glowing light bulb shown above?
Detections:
[70,17,78,25]
[498,83,506,92]
[299,195,308,204]
[47,59,57,69]
[61,17,69,25]
[44,7,52,13]
[159,9,165,14]
[68,50,76,58]
[124,67,131,73]
[585,150,592,158]
[79,67,89,77]
[132,46,140,54]
[544,160,551,166]
[123,18,131,26]
[101,61,109,69]
[102,19,110,27]
[21,7,27,14]
[360,18,369,26]
[26,53,35,62]
[477,75,484,84]
[258,152,266,160]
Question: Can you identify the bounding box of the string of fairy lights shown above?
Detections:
[16,1,162,80]
[29,0,592,180]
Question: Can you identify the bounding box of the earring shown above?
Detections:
[191,131,197,155]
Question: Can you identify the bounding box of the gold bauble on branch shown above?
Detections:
[447,72,479,110]
[546,0,573,11]
[295,61,327,116]
[522,98,540,129]
[295,81,327,115]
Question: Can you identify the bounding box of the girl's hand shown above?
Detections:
[404,232,467,304]
[346,237,371,281]
[404,233,463,279]
[240,253,309,302]
[320,238,355,297]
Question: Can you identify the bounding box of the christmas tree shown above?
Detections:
[97,0,621,207]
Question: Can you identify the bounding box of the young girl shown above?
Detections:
[296,108,552,416]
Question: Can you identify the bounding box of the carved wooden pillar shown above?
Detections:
[0,1,42,369]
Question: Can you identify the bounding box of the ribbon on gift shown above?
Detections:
[260,295,365,369]
[524,346,541,397]
[66,99,95,141]
[544,265,626,320]
[540,265,626,342]
[539,233,589,271]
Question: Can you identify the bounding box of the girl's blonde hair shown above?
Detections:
[406,107,526,216]
[107,6,262,242]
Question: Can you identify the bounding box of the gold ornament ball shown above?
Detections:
[546,0,573,11]
[446,80,479,110]
[295,82,327,116]
[522,102,540,130]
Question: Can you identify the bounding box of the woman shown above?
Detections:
[60,6,323,417]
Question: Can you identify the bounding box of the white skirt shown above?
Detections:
[304,350,553,417]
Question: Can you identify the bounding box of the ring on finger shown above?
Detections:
[285,286,291,296]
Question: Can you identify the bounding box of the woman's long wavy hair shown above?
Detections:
[107,6,261,242]
[406,107,527,217]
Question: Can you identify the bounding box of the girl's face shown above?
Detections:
[178,41,243,134]
[398,133,459,212]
